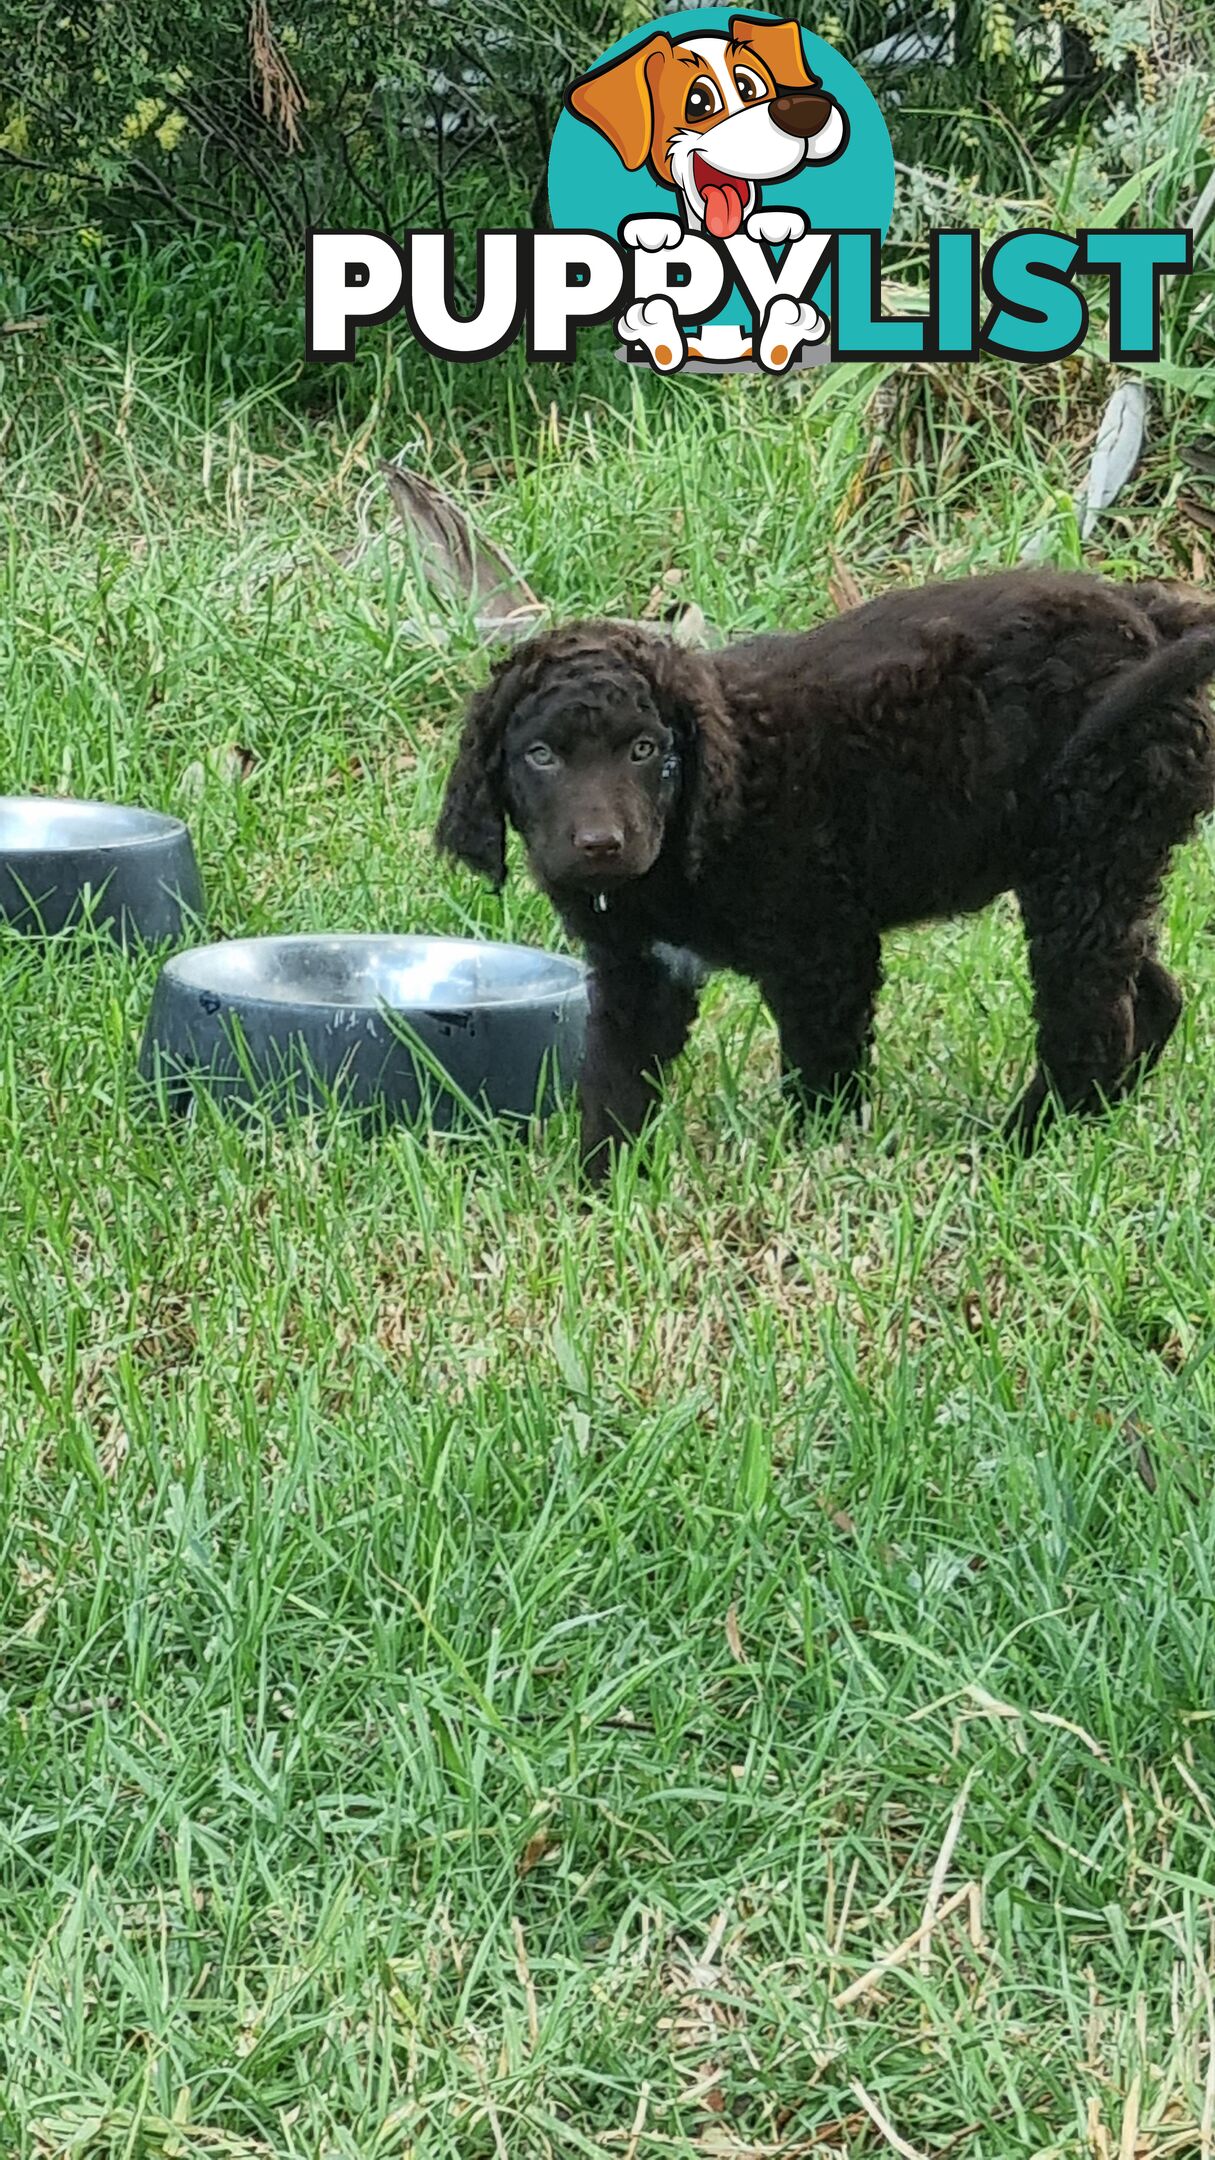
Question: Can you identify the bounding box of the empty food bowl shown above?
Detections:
[138,931,588,1126]
[0,796,204,944]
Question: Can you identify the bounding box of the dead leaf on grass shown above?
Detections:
[517,1827,561,1877]
[179,743,258,804]
[1123,1418,1200,1506]
[379,460,542,624]
[828,559,864,613]
[1180,494,1215,537]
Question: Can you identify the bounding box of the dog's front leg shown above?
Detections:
[579,945,703,1184]
[760,933,882,1126]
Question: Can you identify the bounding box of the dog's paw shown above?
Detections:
[617,296,686,373]
[744,206,807,247]
[621,215,685,252]
[758,293,827,374]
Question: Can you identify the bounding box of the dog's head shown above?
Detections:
[567,15,847,238]
[435,622,740,897]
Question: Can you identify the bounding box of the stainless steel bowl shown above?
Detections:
[0,796,204,944]
[139,932,588,1126]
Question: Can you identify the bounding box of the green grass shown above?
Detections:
[5,275,1215,2160]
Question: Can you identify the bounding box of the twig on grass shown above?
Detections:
[964,1684,1106,1759]
[852,2080,931,2159]
[622,2082,650,2160]
[1118,2069,1141,2160]
[512,1916,539,2050]
[1198,1940,1215,2157]
[833,1880,976,2008]
[919,1768,976,1974]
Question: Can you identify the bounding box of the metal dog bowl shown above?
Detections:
[138,932,588,1126]
[0,796,204,944]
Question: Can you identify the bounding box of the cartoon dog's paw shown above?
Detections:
[744,207,807,247]
[621,215,686,253]
[758,294,827,374]
[617,297,685,373]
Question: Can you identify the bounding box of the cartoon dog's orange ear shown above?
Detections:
[728,15,818,92]
[566,33,672,171]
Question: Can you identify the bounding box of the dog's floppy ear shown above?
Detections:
[729,14,818,93]
[566,34,672,171]
[642,637,742,879]
[435,663,520,889]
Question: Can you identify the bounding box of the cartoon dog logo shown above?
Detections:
[567,14,848,368]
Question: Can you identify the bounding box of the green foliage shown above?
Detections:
[824,0,1213,198]
[2,0,1208,258]
[0,0,620,248]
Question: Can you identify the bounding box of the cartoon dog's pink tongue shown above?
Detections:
[692,155,749,239]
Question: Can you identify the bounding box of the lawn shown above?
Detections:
[4,314,1215,2160]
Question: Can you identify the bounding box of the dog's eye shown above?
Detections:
[684,76,721,122]
[525,743,558,769]
[630,738,657,763]
[733,66,766,102]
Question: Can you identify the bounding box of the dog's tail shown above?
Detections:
[1055,627,1215,776]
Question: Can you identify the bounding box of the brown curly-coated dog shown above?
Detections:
[437,569,1215,1181]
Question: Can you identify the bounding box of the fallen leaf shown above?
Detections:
[1180,493,1215,536]
[517,1829,560,1877]
[1123,1417,1200,1506]
[664,599,712,645]
[380,460,541,624]
[1080,379,1147,540]
[1189,166,1215,243]
[178,743,257,804]
[828,559,864,612]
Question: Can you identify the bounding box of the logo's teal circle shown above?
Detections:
[548,7,895,332]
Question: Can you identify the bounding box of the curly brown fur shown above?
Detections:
[436,569,1215,1181]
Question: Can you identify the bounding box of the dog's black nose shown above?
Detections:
[770,90,835,139]
[574,825,624,863]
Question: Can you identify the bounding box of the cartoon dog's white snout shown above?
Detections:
[680,100,813,187]
[759,294,827,374]
[617,296,686,373]
[770,95,847,163]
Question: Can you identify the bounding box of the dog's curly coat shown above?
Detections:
[437,569,1215,1179]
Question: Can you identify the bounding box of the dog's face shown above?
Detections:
[568,15,847,238]
[435,625,742,900]
[502,660,681,893]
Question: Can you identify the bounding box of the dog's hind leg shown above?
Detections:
[1005,864,1168,1147]
[1008,634,1215,1145]
[1128,948,1183,1076]
[578,944,703,1183]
